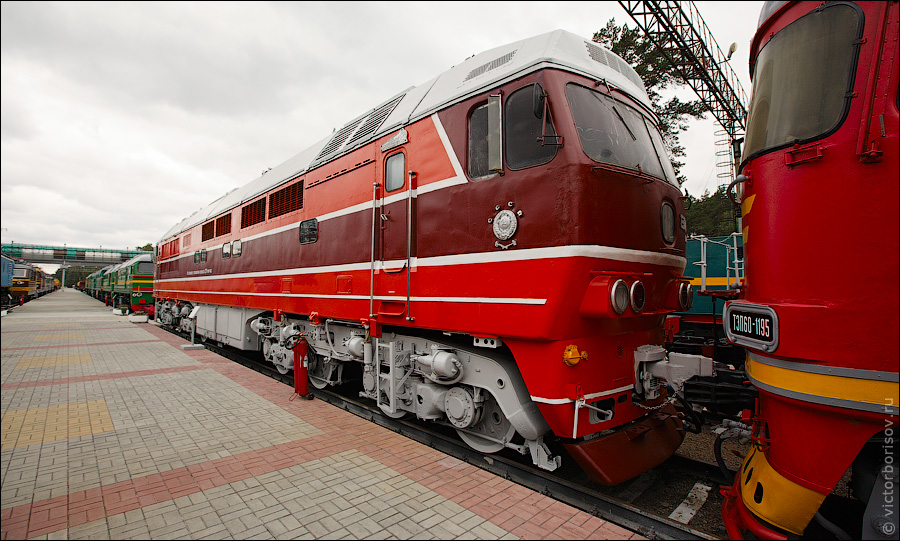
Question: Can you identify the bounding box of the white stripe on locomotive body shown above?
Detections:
[157,30,652,247]
[156,245,687,285]
[151,289,548,306]
[425,112,468,191]
[530,384,637,405]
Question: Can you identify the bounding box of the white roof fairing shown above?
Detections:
[159,30,650,244]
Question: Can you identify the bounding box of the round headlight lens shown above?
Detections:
[661,202,676,244]
[630,280,645,313]
[611,279,629,314]
[678,281,694,310]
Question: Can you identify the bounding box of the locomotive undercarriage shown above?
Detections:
[156,300,718,476]
[250,314,562,472]
[155,299,560,470]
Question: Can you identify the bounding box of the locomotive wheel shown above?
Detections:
[307,350,330,390]
[456,391,516,454]
[378,403,408,419]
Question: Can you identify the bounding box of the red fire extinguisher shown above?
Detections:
[293,338,313,400]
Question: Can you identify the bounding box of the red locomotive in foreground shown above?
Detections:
[155,30,711,483]
[721,1,898,538]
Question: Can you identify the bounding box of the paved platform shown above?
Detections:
[1,289,645,540]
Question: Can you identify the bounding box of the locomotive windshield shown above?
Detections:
[742,3,862,162]
[566,83,677,186]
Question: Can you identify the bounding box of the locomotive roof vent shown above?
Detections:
[584,41,646,92]
[463,50,518,82]
[316,118,364,161]
[346,94,405,146]
[313,92,407,165]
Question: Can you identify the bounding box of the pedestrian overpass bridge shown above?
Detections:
[1,243,148,266]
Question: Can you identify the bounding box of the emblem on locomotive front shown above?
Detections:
[492,209,518,241]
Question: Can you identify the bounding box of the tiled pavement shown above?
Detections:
[1,289,644,540]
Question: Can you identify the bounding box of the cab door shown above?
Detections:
[376,151,412,318]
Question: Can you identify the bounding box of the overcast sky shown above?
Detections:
[1,1,763,271]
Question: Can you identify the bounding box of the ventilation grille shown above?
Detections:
[182,234,191,248]
[464,51,517,82]
[201,221,215,242]
[268,181,303,219]
[346,94,405,146]
[585,41,645,91]
[314,93,407,164]
[315,118,363,162]
[241,198,266,229]
[215,214,232,237]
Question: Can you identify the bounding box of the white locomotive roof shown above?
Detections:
[120,253,153,267]
[160,29,648,243]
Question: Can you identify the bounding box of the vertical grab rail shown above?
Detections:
[406,171,415,322]
[730,232,744,285]
[370,182,379,318]
[691,234,709,291]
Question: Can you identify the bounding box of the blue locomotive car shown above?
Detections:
[668,234,754,416]
[1,254,13,307]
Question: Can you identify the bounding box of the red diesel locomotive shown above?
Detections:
[155,30,711,483]
[721,1,899,538]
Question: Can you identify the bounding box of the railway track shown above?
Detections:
[162,323,730,539]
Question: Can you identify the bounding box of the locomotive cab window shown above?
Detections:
[505,83,559,169]
[193,251,200,264]
[566,83,676,185]
[742,2,862,162]
[200,249,207,263]
[384,152,405,192]
[222,243,231,259]
[299,219,318,244]
[467,100,502,179]
[232,239,242,257]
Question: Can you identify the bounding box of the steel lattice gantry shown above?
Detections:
[619,0,749,167]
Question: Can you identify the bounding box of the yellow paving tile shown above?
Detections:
[15,353,93,369]
[32,333,85,341]
[0,400,114,450]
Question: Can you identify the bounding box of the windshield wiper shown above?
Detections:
[612,105,637,141]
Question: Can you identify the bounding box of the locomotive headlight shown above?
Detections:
[661,202,676,244]
[630,280,645,313]
[678,282,694,310]
[610,279,629,314]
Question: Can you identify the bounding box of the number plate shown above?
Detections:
[724,302,779,353]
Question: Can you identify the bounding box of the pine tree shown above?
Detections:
[592,19,707,184]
